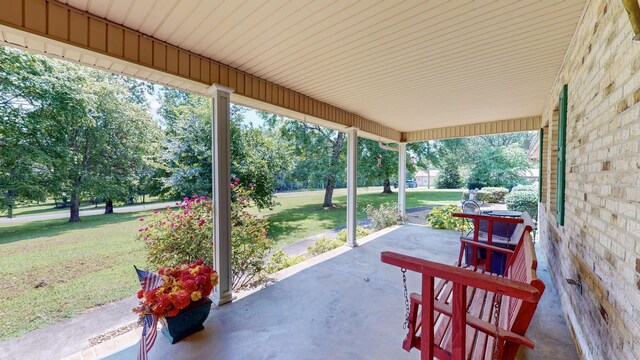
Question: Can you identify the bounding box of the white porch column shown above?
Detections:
[346,127,358,247]
[398,143,407,217]
[208,84,234,306]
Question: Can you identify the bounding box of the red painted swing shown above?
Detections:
[381,212,544,360]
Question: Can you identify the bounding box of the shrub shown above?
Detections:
[365,203,407,230]
[138,194,214,268]
[138,181,273,290]
[307,227,369,256]
[230,184,273,289]
[505,190,538,219]
[307,237,345,256]
[266,250,305,274]
[425,205,472,232]
[335,226,369,242]
[511,184,537,192]
[476,187,509,203]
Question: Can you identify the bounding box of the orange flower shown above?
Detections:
[190,291,202,302]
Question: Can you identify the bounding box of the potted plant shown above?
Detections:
[133,260,218,346]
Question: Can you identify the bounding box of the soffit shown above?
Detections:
[57,0,585,132]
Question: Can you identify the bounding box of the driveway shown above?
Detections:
[0,202,177,224]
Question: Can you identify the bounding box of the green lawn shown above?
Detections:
[0,188,460,340]
[5,196,163,218]
[256,188,462,247]
[0,211,149,341]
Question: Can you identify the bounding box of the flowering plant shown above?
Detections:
[138,180,273,290]
[139,194,213,267]
[133,260,218,319]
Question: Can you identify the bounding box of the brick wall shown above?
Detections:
[538,1,640,359]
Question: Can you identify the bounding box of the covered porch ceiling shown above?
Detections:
[0,0,586,142]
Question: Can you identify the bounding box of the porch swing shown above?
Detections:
[380,212,545,360]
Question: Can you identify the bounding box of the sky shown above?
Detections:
[146,84,265,127]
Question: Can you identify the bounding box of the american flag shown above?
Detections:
[134,266,164,360]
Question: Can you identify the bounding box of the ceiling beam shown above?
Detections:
[402,116,541,142]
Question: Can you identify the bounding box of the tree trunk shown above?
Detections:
[321,132,346,208]
[382,179,393,194]
[322,176,335,208]
[6,191,14,218]
[69,184,81,222]
[104,199,114,214]
[142,194,146,203]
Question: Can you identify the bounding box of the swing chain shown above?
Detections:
[401,268,410,329]
[492,293,503,360]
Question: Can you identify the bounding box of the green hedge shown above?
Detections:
[476,187,509,203]
[505,190,538,219]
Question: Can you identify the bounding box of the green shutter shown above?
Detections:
[538,128,544,202]
[556,84,568,226]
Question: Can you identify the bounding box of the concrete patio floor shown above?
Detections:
[104,225,578,360]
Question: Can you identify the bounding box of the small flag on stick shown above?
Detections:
[134,266,164,360]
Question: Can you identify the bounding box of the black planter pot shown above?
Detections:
[160,297,212,344]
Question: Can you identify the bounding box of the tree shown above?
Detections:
[466,144,530,189]
[0,47,80,217]
[436,162,463,189]
[230,109,293,209]
[158,90,213,199]
[87,76,160,214]
[0,47,159,221]
[262,114,345,208]
[357,139,425,194]
[421,133,533,190]
[159,90,292,209]
[358,139,398,194]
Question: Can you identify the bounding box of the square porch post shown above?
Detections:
[208,84,234,306]
[398,143,407,217]
[346,127,358,247]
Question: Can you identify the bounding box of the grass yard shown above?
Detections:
[0,188,460,341]
[257,188,462,247]
[0,211,149,341]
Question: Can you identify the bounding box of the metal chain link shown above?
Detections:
[492,294,503,360]
[401,268,410,329]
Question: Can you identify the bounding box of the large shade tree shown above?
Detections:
[0,48,59,217]
[262,114,345,208]
[0,47,160,221]
[357,139,424,193]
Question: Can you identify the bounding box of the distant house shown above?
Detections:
[414,169,439,188]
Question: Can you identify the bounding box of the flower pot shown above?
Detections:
[160,297,212,344]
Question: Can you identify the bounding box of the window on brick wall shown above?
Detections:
[547,85,568,225]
